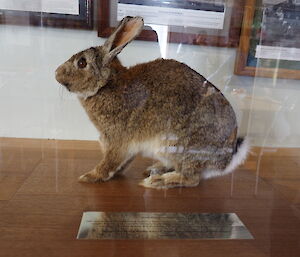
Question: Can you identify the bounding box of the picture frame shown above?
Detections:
[98,0,245,47]
[0,0,93,30]
[235,0,300,80]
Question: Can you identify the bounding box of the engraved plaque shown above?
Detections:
[77,212,253,240]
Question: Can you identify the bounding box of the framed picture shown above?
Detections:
[98,0,245,47]
[235,0,300,80]
[0,0,93,29]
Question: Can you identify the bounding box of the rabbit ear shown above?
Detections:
[102,16,144,65]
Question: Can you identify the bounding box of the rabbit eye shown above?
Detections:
[77,57,87,69]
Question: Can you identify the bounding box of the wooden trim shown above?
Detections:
[234,0,256,76]
[98,0,245,47]
[234,0,300,80]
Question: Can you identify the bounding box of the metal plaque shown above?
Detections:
[77,212,253,240]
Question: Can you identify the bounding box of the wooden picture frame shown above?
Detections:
[235,0,300,80]
[98,0,245,47]
[0,0,93,29]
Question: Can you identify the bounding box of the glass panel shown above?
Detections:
[0,0,299,256]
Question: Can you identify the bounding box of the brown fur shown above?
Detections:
[55,16,238,189]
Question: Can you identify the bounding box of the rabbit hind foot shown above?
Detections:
[140,171,200,189]
[143,161,174,177]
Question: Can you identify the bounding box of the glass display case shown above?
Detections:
[0,0,299,256]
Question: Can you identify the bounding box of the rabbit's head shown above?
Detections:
[55,16,144,99]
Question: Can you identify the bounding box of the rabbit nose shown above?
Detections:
[56,64,71,76]
[55,65,64,76]
[55,70,62,83]
[55,65,67,82]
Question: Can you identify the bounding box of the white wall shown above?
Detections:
[1,25,300,147]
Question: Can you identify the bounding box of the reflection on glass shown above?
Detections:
[0,1,300,256]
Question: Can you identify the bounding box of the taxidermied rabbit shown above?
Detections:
[55,16,249,189]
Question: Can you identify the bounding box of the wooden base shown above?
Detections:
[0,138,300,257]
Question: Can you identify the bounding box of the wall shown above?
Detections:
[1,24,300,147]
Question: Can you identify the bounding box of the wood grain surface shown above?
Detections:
[0,137,299,257]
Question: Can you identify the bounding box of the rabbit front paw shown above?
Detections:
[78,172,100,183]
[78,169,114,183]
